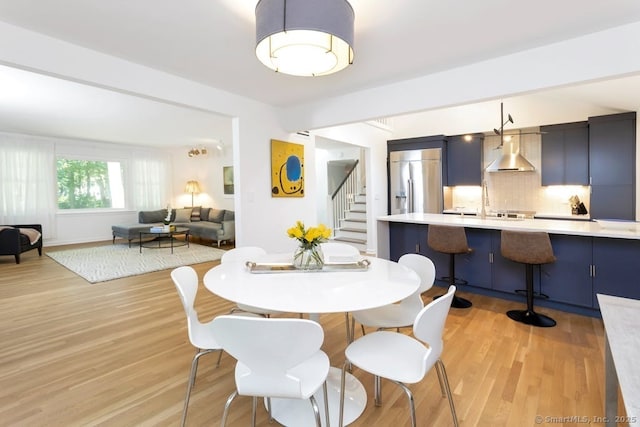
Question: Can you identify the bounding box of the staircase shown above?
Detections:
[333,193,368,252]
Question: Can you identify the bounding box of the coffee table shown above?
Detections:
[139,227,190,254]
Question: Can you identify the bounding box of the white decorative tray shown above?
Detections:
[246,258,371,274]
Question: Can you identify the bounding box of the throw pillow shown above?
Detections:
[186,206,202,222]
[223,210,235,221]
[139,209,167,223]
[174,208,192,223]
[208,209,225,223]
[200,207,211,222]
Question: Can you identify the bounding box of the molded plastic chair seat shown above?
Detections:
[427,224,473,308]
[339,285,459,427]
[211,316,331,427]
[350,253,435,339]
[501,230,557,327]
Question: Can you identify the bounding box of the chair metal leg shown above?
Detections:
[181,348,216,427]
[436,359,460,427]
[391,380,416,427]
[345,312,352,344]
[221,390,238,427]
[251,396,257,427]
[339,360,349,427]
[266,397,273,422]
[308,395,323,427]
[322,382,330,427]
[374,375,382,406]
[434,360,447,397]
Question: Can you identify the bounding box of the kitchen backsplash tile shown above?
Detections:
[448,129,591,216]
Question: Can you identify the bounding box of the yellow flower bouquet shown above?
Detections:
[287,221,332,270]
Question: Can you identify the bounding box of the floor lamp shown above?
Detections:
[185,180,201,207]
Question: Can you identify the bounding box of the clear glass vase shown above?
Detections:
[293,245,325,270]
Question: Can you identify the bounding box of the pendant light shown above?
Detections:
[255,0,355,77]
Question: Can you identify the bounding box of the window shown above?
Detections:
[56,158,125,209]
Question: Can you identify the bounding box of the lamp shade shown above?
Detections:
[185,180,201,194]
[255,0,354,76]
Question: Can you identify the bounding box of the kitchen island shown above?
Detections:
[377,213,640,316]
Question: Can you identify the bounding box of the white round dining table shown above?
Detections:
[203,254,420,314]
[203,254,420,427]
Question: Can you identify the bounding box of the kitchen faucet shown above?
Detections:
[480,180,489,218]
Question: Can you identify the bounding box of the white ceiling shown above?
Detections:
[1,0,640,146]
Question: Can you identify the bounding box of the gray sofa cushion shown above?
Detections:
[139,209,167,224]
[174,208,192,223]
[223,210,235,221]
[208,209,225,223]
[200,207,211,222]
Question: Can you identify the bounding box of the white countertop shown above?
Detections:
[378,213,640,240]
[597,294,640,423]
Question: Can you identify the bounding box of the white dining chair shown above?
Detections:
[349,253,435,341]
[339,285,459,427]
[221,246,283,317]
[170,265,225,427]
[320,241,362,341]
[320,241,361,263]
[211,315,331,427]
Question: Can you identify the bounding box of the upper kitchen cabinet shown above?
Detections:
[540,121,589,186]
[446,134,483,186]
[588,112,636,220]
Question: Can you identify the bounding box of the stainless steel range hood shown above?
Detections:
[486,139,536,172]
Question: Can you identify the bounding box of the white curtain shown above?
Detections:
[130,154,172,210]
[0,134,56,236]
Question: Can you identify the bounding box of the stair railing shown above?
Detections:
[330,160,360,236]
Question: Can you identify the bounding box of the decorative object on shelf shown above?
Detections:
[255,0,354,77]
[185,181,201,207]
[287,221,331,270]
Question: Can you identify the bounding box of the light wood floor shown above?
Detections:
[0,242,618,426]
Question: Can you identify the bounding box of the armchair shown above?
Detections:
[0,224,43,264]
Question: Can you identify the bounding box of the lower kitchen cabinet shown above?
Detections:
[389,222,426,261]
[541,234,593,307]
[387,222,640,314]
[592,237,640,307]
[457,228,492,289]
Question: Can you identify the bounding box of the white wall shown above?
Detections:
[314,123,393,255]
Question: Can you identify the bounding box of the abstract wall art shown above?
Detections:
[271,139,304,197]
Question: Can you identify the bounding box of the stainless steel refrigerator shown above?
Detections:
[389,148,443,214]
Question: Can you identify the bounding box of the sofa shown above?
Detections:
[0,224,43,264]
[112,207,235,248]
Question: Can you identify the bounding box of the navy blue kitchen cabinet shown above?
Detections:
[540,122,589,186]
[541,234,593,307]
[490,231,527,294]
[446,134,483,186]
[592,237,640,308]
[388,222,426,261]
[588,112,636,220]
[456,228,493,289]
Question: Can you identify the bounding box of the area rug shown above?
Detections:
[47,243,225,283]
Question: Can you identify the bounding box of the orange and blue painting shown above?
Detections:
[271,139,304,197]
